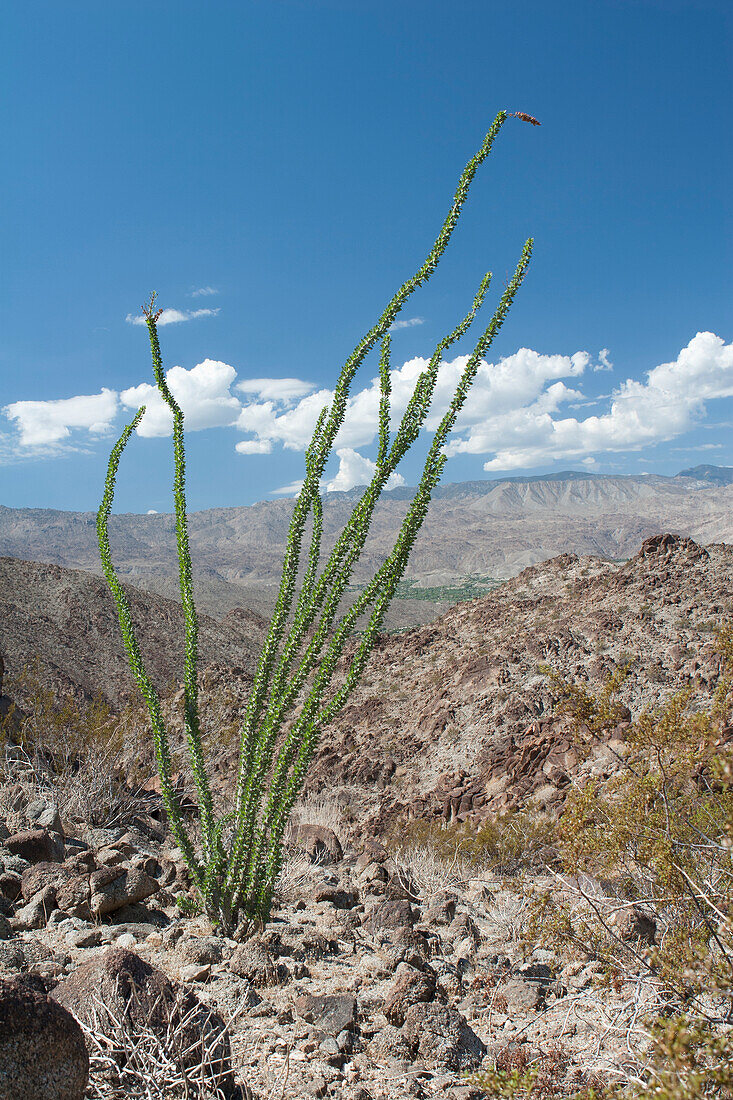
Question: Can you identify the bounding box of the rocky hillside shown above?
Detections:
[0,557,266,708]
[100,532,733,841]
[308,533,730,831]
[0,532,730,1099]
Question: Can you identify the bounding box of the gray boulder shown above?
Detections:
[402,1002,485,1070]
[89,866,159,916]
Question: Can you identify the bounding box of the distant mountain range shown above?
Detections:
[677,463,733,485]
[1,466,731,624]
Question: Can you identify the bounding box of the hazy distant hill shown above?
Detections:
[678,463,733,485]
[1,469,731,624]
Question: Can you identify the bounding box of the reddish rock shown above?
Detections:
[5,829,64,864]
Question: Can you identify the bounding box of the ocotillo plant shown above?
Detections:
[98,109,536,933]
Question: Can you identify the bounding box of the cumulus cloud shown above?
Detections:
[2,389,118,448]
[325,448,406,493]
[389,317,425,332]
[125,307,220,326]
[235,438,273,455]
[120,359,241,437]
[595,347,613,372]
[236,377,315,402]
[5,332,732,490]
[189,286,219,298]
[466,331,733,471]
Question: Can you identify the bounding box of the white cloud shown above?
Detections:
[2,389,118,448]
[389,317,425,332]
[271,479,305,497]
[594,347,613,372]
[236,377,315,402]
[189,286,219,298]
[235,438,273,455]
[325,448,406,493]
[470,332,733,471]
[147,509,158,514]
[125,307,220,326]
[6,332,732,489]
[236,388,333,452]
[120,360,241,437]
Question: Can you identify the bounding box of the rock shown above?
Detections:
[0,917,10,941]
[364,898,416,934]
[493,977,544,1013]
[312,884,359,909]
[446,912,479,945]
[4,828,64,864]
[423,893,457,925]
[229,937,279,986]
[374,926,433,969]
[177,935,225,966]
[294,993,358,1036]
[610,906,657,945]
[55,876,92,920]
[52,948,235,1095]
[89,866,159,917]
[10,884,58,930]
[0,976,89,1100]
[402,1002,486,1070]
[383,963,436,1026]
[21,862,75,902]
[179,963,210,983]
[290,824,344,864]
[368,1024,413,1063]
[0,873,21,902]
[26,801,63,836]
[65,928,103,949]
[0,942,26,974]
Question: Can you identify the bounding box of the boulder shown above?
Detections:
[4,829,64,864]
[26,801,63,837]
[290,824,343,864]
[363,898,416,934]
[383,962,436,1026]
[21,862,75,902]
[55,876,92,921]
[52,949,235,1095]
[11,885,58,931]
[229,937,279,986]
[88,866,159,917]
[402,1002,485,1070]
[294,993,358,1037]
[0,976,88,1100]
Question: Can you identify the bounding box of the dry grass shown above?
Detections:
[80,991,254,1100]
[0,741,151,831]
[391,840,478,901]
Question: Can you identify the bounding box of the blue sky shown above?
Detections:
[1,0,731,513]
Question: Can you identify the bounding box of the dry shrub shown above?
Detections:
[471,1042,605,1099]
[0,663,152,830]
[79,991,253,1100]
[518,626,733,1099]
[389,810,556,881]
